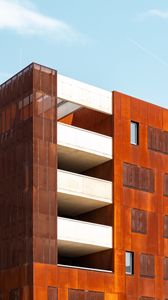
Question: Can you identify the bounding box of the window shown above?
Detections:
[131,121,139,145]
[125,251,134,275]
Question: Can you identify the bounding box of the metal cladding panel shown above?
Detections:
[123,163,154,192]
[139,298,155,300]
[131,208,147,234]
[9,289,20,300]
[113,91,168,299]
[164,257,168,280]
[140,254,155,278]
[164,173,168,196]
[33,64,57,264]
[164,216,168,238]
[68,289,104,300]
[0,65,33,272]
[48,287,58,300]
[148,126,168,154]
[0,64,57,295]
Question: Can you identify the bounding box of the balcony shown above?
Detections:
[57,217,112,257]
[57,122,112,172]
[57,74,112,115]
[57,169,112,216]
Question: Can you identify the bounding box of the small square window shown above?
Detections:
[126,251,134,275]
[131,121,139,145]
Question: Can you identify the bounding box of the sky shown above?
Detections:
[0,0,168,108]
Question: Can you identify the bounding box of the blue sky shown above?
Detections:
[0,0,168,108]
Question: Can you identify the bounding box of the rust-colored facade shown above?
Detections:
[0,63,168,299]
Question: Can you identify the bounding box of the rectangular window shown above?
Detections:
[131,121,139,145]
[125,251,134,275]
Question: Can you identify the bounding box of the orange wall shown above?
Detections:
[113,91,168,299]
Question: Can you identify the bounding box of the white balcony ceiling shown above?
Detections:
[58,217,112,257]
[57,74,112,115]
[57,122,112,172]
[57,169,112,216]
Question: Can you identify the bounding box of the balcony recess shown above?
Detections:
[57,169,112,216]
[57,74,112,115]
[58,217,112,257]
[57,122,112,172]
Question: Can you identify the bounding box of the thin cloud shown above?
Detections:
[128,38,168,67]
[142,9,168,19]
[0,0,81,42]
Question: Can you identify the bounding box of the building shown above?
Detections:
[0,63,168,300]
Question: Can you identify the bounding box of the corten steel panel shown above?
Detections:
[164,174,168,196]
[139,298,155,300]
[9,288,20,300]
[148,126,168,154]
[0,63,57,297]
[164,216,168,238]
[33,64,57,264]
[48,287,58,300]
[68,289,104,300]
[123,163,154,192]
[113,91,168,299]
[131,208,147,234]
[33,263,115,299]
[140,254,155,278]
[164,257,168,280]
[0,63,34,284]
